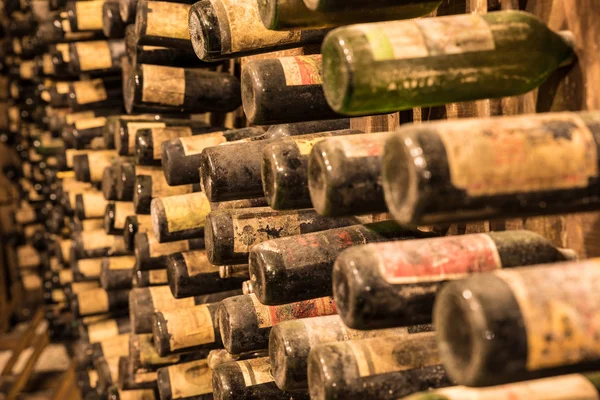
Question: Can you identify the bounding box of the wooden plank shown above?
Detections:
[1,308,44,376]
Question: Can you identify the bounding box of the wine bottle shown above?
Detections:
[153,303,221,356]
[64,117,108,150]
[219,264,249,280]
[166,250,246,298]
[249,220,428,305]
[205,207,371,265]
[80,317,131,343]
[65,0,107,32]
[201,130,358,202]
[403,373,600,400]
[188,0,327,61]
[129,285,240,333]
[54,238,73,265]
[308,132,389,216]
[134,231,204,270]
[133,168,197,214]
[104,201,135,234]
[117,356,158,390]
[116,162,135,200]
[333,230,577,330]
[217,294,337,353]
[95,356,121,393]
[102,2,126,38]
[72,257,103,280]
[124,64,242,114]
[102,164,119,200]
[132,269,167,289]
[100,255,136,290]
[65,281,103,298]
[434,259,600,387]
[135,126,225,166]
[382,111,600,226]
[156,359,212,400]
[262,129,362,209]
[68,77,123,111]
[207,349,269,370]
[73,229,129,259]
[72,150,118,183]
[69,40,125,75]
[134,0,194,49]
[242,54,340,125]
[269,315,428,390]
[124,214,153,250]
[151,192,211,243]
[161,127,263,186]
[258,0,440,30]
[71,287,130,317]
[91,333,131,362]
[308,333,450,400]
[130,333,182,371]
[75,191,109,219]
[212,357,309,400]
[321,11,575,116]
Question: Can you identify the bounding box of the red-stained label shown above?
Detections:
[279,55,322,86]
[251,295,336,328]
[377,233,502,285]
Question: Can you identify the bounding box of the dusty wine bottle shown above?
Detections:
[269,315,428,390]
[124,64,242,114]
[72,257,103,280]
[404,373,600,400]
[212,356,309,400]
[69,40,125,75]
[67,77,124,111]
[434,259,600,387]
[308,333,450,400]
[262,129,362,209]
[161,127,264,186]
[100,255,136,290]
[134,231,204,270]
[188,0,327,61]
[153,302,222,356]
[166,250,246,298]
[73,229,129,259]
[102,165,119,200]
[117,356,158,390]
[259,0,440,30]
[151,192,211,243]
[63,117,108,150]
[218,294,337,353]
[156,359,212,400]
[321,11,575,116]
[133,168,197,214]
[130,333,182,371]
[333,230,577,330]
[219,264,249,280]
[104,201,135,234]
[71,287,130,317]
[75,191,110,219]
[201,130,358,202]
[205,207,371,265]
[308,132,390,216]
[134,0,194,49]
[124,214,153,250]
[242,54,340,125]
[382,111,600,226]
[133,269,169,287]
[116,162,136,200]
[102,2,126,38]
[136,126,223,166]
[249,220,429,305]
[80,317,131,344]
[129,285,241,333]
[73,150,118,183]
[65,0,107,32]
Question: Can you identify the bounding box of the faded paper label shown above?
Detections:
[81,230,115,250]
[108,256,136,270]
[238,357,273,386]
[232,213,301,253]
[87,319,119,343]
[251,294,336,328]
[168,359,212,398]
[126,122,166,151]
[293,136,328,156]
[74,79,107,105]
[181,132,226,156]
[149,285,195,311]
[146,1,191,40]
[163,192,211,233]
[168,306,215,350]
[77,258,102,277]
[141,64,185,107]
[114,202,135,230]
[78,288,109,315]
[279,55,322,86]
[75,0,104,30]
[149,269,167,284]
[182,251,218,276]
[76,41,112,71]
[152,127,193,159]
[74,116,106,131]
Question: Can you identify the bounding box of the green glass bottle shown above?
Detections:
[321,11,575,116]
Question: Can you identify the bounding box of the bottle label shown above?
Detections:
[293,136,329,156]
[87,319,119,343]
[76,41,113,71]
[232,213,302,253]
[168,306,215,350]
[279,55,322,86]
[114,202,135,230]
[88,152,117,182]
[65,111,95,125]
[337,133,387,158]
[377,233,502,284]
[438,113,598,197]
[74,79,107,105]
[141,64,186,107]
[181,251,215,275]
[168,359,212,398]
[163,192,211,233]
[148,234,190,257]
[126,122,166,151]
[108,256,135,270]
[149,269,167,284]
[74,116,106,131]
[435,374,600,400]
[78,258,102,277]
[238,358,274,386]
[494,260,600,371]
[346,333,439,377]
[150,286,196,311]
[75,0,104,30]
[357,14,495,62]
[304,316,409,347]
[250,294,337,328]
[181,132,226,156]
[152,127,193,159]
[81,230,115,250]
[78,288,109,315]
[145,1,191,40]
[214,0,301,53]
